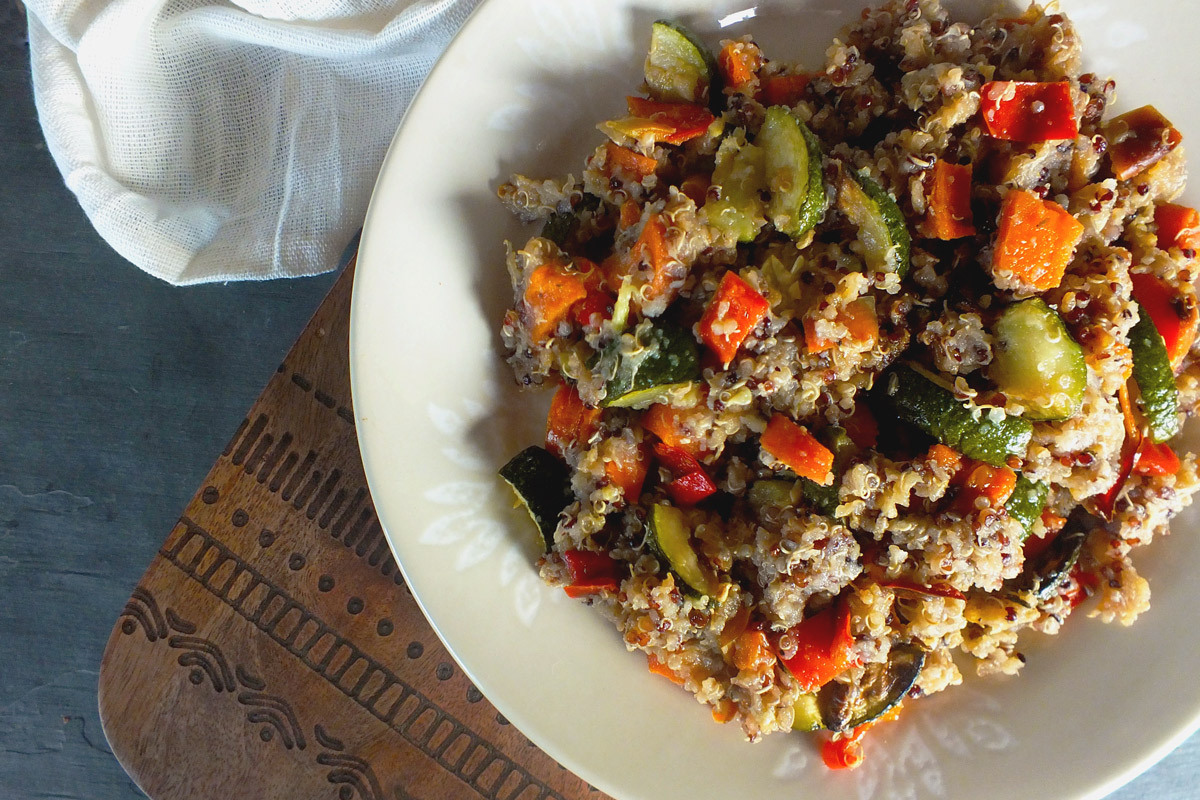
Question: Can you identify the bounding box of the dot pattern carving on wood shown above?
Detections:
[98,258,608,800]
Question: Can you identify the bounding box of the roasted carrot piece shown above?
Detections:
[642,402,706,459]
[698,271,771,364]
[990,189,1083,291]
[760,73,811,106]
[717,41,761,90]
[1154,203,1200,252]
[1130,271,1199,371]
[604,141,658,181]
[925,160,976,239]
[951,461,1018,515]
[602,439,648,502]
[546,383,602,457]
[646,653,685,685]
[523,262,589,340]
[760,415,834,485]
[926,443,963,476]
[1105,105,1182,181]
[803,299,878,353]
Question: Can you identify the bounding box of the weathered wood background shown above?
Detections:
[0,1,1197,797]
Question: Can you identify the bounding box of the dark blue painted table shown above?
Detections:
[0,2,1196,798]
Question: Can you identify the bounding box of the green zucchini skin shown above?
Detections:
[837,167,911,277]
[758,106,828,239]
[989,298,1087,421]
[645,20,720,108]
[883,363,1033,467]
[647,502,720,597]
[498,445,573,551]
[600,321,700,408]
[1129,301,1182,443]
[1004,506,1094,602]
[1005,475,1049,540]
[799,427,856,516]
[705,132,767,243]
[817,643,925,732]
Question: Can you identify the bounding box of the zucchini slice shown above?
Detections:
[883,363,1033,467]
[989,298,1087,421]
[1129,301,1182,443]
[792,692,824,732]
[817,643,925,733]
[600,320,700,408]
[647,502,721,597]
[644,20,717,106]
[1005,474,1049,540]
[748,479,796,519]
[758,106,827,238]
[1005,506,1093,602]
[498,446,573,551]
[837,166,911,276]
[704,131,767,243]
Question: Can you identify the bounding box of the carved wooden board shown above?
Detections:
[97,259,611,800]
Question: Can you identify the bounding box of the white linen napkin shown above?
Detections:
[26,0,480,284]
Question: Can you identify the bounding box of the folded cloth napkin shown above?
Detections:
[26,0,480,284]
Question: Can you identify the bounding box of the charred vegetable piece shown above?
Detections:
[648,502,721,597]
[499,445,573,551]
[1005,475,1049,540]
[817,643,925,733]
[644,21,718,107]
[600,320,700,408]
[836,166,911,276]
[1129,301,1182,443]
[704,131,767,242]
[883,363,1033,467]
[1004,506,1092,602]
[1104,105,1182,181]
[989,298,1087,421]
[758,106,827,238]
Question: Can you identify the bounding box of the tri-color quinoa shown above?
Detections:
[497,0,1200,768]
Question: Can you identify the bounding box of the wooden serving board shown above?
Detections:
[97,258,611,800]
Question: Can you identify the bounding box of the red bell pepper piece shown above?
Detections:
[1154,203,1200,252]
[1130,270,1199,372]
[760,415,835,486]
[562,549,621,597]
[778,601,858,693]
[652,441,717,505]
[981,80,1078,142]
[697,271,771,365]
[822,735,866,770]
[546,383,602,457]
[625,97,717,145]
[1134,439,1181,477]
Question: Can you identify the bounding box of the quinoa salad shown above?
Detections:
[496,0,1200,769]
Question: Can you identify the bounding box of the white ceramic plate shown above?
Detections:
[351,2,1200,798]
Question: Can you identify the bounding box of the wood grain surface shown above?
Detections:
[97,260,609,800]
